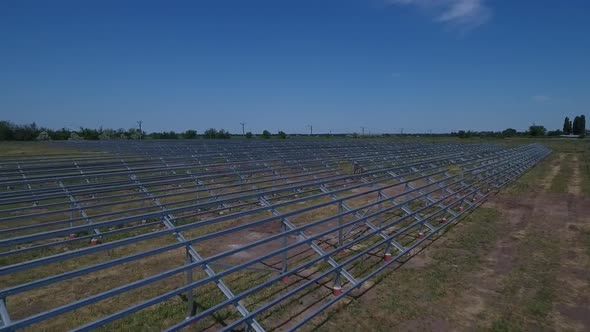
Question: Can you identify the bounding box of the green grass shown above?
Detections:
[486,222,560,331]
[3,138,587,330]
[0,141,90,156]
[504,155,553,194]
[315,207,502,331]
[550,154,573,193]
[581,148,590,196]
[584,228,590,261]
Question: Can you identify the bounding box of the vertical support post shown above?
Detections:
[0,297,11,326]
[196,177,200,204]
[280,218,288,283]
[377,191,383,226]
[383,239,393,262]
[185,246,195,319]
[440,208,448,223]
[333,202,345,296]
[332,268,342,296]
[69,203,74,228]
[272,169,277,190]
[338,203,344,251]
[458,198,465,212]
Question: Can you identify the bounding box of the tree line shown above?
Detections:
[0,121,294,141]
[453,126,549,138]
[562,115,586,136]
[453,115,586,139]
[1,116,586,141]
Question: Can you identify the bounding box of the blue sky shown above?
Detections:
[1,0,588,134]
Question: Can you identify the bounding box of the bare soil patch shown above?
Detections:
[569,155,582,195]
[448,155,590,331]
[544,153,564,190]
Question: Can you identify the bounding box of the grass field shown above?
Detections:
[1,137,589,331]
[310,137,590,331]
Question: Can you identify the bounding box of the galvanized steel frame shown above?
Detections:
[0,140,550,331]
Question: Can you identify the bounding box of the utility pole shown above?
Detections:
[137,120,143,140]
[361,126,365,136]
[240,122,245,135]
[307,124,313,136]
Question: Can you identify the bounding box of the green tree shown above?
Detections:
[579,115,586,137]
[36,131,50,140]
[216,129,231,139]
[529,125,546,136]
[161,131,178,139]
[128,128,142,139]
[12,123,40,141]
[277,130,287,139]
[183,130,198,139]
[573,116,581,135]
[502,128,517,137]
[0,121,14,140]
[48,128,71,140]
[245,131,253,138]
[77,127,99,140]
[99,129,113,140]
[203,128,218,139]
[563,116,572,134]
[457,130,472,138]
[261,130,271,139]
[69,132,83,140]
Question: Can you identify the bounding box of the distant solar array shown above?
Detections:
[0,140,550,331]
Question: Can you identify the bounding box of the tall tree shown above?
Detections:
[580,115,586,137]
[563,116,571,134]
[572,116,581,135]
[0,121,14,140]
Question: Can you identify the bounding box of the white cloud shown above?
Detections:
[533,94,550,102]
[386,0,492,28]
[532,94,570,104]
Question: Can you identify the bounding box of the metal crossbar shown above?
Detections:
[0,140,550,331]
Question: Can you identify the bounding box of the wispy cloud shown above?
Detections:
[532,94,550,102]
[532,94,569,103]
[386,0,492,29]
